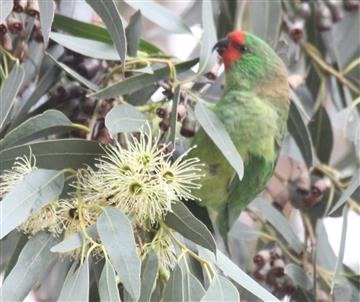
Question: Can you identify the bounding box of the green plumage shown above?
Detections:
[191,32,290,235]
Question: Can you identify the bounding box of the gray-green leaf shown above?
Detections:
[0,169,64,239]
[0,1,13,23]
[58,258,90,301]
[86,0,127,64]
[164,201,216,253]
[285,264,312,290]
[163,265,184,301]
[195,101,244,180]
[126,10,142,57]
[201,275,239,302]
[99,259,121,302]
[97,207,141,300]
[1,232,59,301]
[38,0,55,45]
[105,103,147,136]
[184,272,206,301]
[140,250,159,302]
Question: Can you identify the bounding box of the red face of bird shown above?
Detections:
[212,31,251,71]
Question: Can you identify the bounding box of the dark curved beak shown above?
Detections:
[212,37,229,55]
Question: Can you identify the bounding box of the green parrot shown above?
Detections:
[191,31,290,237]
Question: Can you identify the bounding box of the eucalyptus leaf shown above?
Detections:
[1,232,59,301]
[308,105,333,164]
[47,54,99,91]
[250,198,303,254]
[90,58,198,99]
[0,139,104,171]
[195,101,244,180]
[198,247,280,302]
[86,0,127,64]
[0,64,25,129]
[123,0,192,34]
[99,259,121,302]
[201,275,239,302]
[127,85,158,106]
[58,257,90,301]
[50,224,98,253]
[50,32,120,61]
[164,201,216,253]
[163,264,184,301]
[0,110,74,150]
[0,169,64,239]
[97,207,141,300]
[0,1,13,23]
[38,0,55,45]
[183,272,206,301]
[198,0,217,74]
[287,101,313,168]
[139,250,159,302]
[105,103,147,136]
[126,10,142,57]
[285,264,313,290]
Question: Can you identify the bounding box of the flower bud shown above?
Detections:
[327,0,344,22]
[82,98,96,115]
[13,0,28,13]
[289,18,305,42]
[253,262,271,281]
[315,0,333,31]
[298,2,312,18]
[270,258,285,277]
[253,249,271,268]
[180,115,197,137]
[0,33,13,51]
[159,118,170,132]
[177,104,187,121]
[156,107,167,118]
[77,58,101,79]
[26,0,39,17]
[97,127,112,144]
[343,0,359,11]
[270,246,283,261]
[0,23,8,36]
[7,17,23,34]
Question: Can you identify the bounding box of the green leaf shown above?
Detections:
[12,64,61,126]
[105,103,147,135]
[184,272,206,302]
[49,32,120,61]
[201,275,239,302]
[0,64,25,129]
[0,169,64,239]
[126,10,142,57]
[46,54,99,91]
[329,170,359,214]
[99,259,121,302]
[0,1,13,23]
[123,0,192,34]
[0,110,74,150]
[58,258,90,301]
[3,233,28,279]
[163,265,184,301]
[1,232,59,301]
[127,85,158,106]
[198,0,217,74]
[250,198,303,254]
[195,101,244,180]
[97,207,141,300]
[50,224,98,253]
[38,0,55,45]
[249,0,281,43]
[139,250,159,302]
[53,14,162,55]
[0,139,104,171]
[285,264,313,290]
[90,58,198,99]
[165,201,216,253]
[86,0,127,64]
[331,205,349,293]
[169,86,181,145]
[287,101,313,168]
[198,247,280,302]
[308,105,333,164]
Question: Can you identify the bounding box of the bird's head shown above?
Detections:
[213,31,287,87]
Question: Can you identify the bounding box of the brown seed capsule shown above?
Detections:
[97,127,112,144]
[343,0,359,11]
[156,107,167,118]
[82,98,96,115]
[7,17,23,34]
[289,19,305,42]
[159,118,170,132]
[254,262,271,281]
[270,246,283,261]
[327,0,344,22]
[0,23,8,36]
[13,40,28,61]
[298,2,312,18]
[270,259,285,277]
[176,104,187,121]
[253,250,271,268]
[180,115,197,137]
[26,0,39,17]
[13,0,28,13]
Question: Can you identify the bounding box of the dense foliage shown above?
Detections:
[0,0,359,301]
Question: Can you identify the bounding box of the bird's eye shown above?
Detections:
[237,44,250,53]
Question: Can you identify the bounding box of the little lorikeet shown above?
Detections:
[191,31,290,237]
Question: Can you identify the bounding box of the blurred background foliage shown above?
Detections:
[0,0,359,301]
